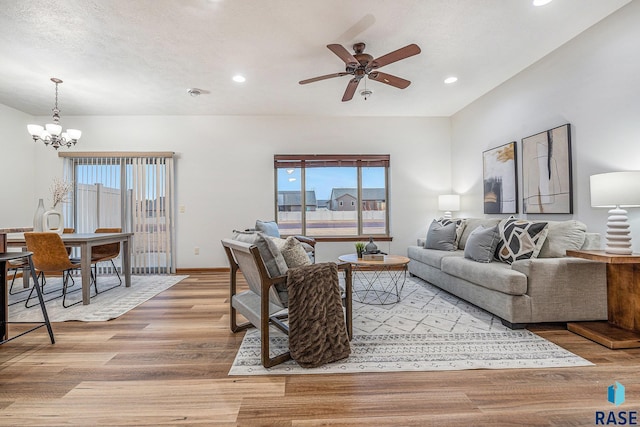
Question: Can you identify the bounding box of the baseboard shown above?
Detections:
[175,267,229,274]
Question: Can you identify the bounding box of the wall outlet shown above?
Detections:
[179,205,186,213]
[194,247,199,255]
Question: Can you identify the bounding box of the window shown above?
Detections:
[274,154,389,239]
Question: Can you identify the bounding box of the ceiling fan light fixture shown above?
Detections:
[361,89,373,100]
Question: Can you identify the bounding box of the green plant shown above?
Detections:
[354,242,365,252]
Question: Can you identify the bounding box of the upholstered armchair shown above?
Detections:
[221,237,351,368]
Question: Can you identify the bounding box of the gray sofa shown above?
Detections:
[407,218,608,328]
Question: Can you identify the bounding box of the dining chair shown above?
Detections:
[90,227,123,293]
[24,232,82,308]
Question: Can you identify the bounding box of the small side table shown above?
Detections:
[1,251,55,344]
[566,250,640,349]
[338,254,409,305]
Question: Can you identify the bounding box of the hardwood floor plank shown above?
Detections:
[1,272,640,425]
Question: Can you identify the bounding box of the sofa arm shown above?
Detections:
[510,257,607,322]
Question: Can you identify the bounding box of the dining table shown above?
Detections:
[6,231,134,306]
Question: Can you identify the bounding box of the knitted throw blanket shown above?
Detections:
[286,262,351,368]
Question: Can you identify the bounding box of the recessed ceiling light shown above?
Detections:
[232,75,246,83]
[533,0,553,6]
[444,77,458,84]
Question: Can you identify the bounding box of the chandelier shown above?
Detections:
[27,78,81,149]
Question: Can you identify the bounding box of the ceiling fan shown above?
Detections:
[299,42,421,102]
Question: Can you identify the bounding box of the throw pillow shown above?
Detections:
[464,225,500,263]
[458,218,501,249]
[537,220,587,258]
[425,220,457,251]
[438,217,466,249]
[494,218,549,264]
[255,220,280,238]
[232,230,288,278]
[281,236,312,268]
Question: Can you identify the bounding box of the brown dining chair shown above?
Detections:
[24,232,82,308]
[8,228,75,302]
[90,227,123,293]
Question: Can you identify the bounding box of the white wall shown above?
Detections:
[6,114,451,267]
[0,104,38,227]
[451,0,640,250]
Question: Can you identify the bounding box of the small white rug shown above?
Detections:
[229,276,593,375]
[8,275,188,322]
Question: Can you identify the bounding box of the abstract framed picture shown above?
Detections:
[522,123,573,214]
[483,141,517,214]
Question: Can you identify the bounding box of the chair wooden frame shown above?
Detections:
[222,238,352,368]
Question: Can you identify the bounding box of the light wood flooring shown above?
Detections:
[1,272,639,426]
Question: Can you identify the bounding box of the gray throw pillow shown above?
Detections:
[464,225,500,263]
[425,220,457,251]
[232,230,288,278]
[255,220,280,238]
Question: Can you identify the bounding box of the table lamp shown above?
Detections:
[590,171,640,255]
[438,194,460,220]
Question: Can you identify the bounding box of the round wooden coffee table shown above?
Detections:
[338,254,410,305]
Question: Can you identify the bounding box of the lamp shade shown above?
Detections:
[590,172,640,208]
[438,194,460,211]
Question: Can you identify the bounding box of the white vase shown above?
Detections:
[42,206,64,235]
[33,198,45,232]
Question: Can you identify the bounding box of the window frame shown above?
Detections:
[274,154,391,242]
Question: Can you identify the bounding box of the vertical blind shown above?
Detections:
[60,152,176,274]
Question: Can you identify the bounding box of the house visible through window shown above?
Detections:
[274,154,389,238]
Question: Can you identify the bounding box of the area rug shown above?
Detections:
[8,275,188,322]
[229,275,592,375]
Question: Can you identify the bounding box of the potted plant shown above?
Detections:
[355,242,365,258]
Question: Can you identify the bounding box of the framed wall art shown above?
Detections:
[482,141,517,214]
[522,123,573,214]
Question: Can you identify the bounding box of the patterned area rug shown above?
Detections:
[8,275,188,322]
[229,275,592,375]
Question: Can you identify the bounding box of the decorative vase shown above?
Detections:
[33,198,45,232]
[365,236,378,254]
[356,248,363,258]
[42,205,64,235]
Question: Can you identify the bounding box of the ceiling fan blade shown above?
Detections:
[299,72,350,85]
[368,71,411,89]
[327,44,359,67]
[369,44,421,69]
[342,78,360,102]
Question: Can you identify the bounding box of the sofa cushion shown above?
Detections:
[537,220,587,258]
[425,220,456,251]
[458,218,501,249]
[464,225,500,263]
[407,246,463,269]
[495,218,549,264]
[438,218,466,248]
[441,256,528,296]
[255,220,280,238]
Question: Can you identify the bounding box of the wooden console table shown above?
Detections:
[566,250,640,349]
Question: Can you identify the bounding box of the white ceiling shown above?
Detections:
[0,0,630,117]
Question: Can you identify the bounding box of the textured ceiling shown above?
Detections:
[0,0,630,117]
